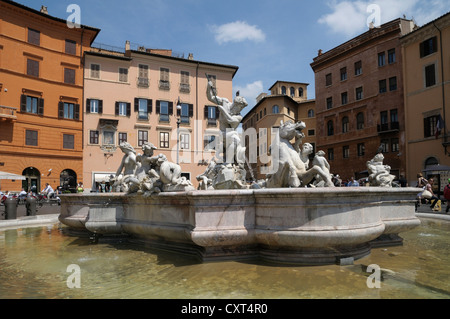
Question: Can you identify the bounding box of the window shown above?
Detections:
[272,105,279,114]
[299,88,304,97]
[425,64,436,87]
[326,97,333,109]
[357,143,365,157]
[343,146,350,159]
[137,98,149,120]
[27,59,39,77]
[380,111,389,131]
[356,112,364,130]
[116,102,130,117]
[204,135,216,151]
[342,116,349,133]
[340,67,347,81]
[160,132,169,148]
[326,73,332,86]
[90,64,100,79]
[290,87,295,97]
[103,131,115,145]
[88,99,99,114]
[420,36,438,58]
[28,28,40,45]
[21,95,44,115]
[180,133,190,150]
[160,67,170,90]
[179,103,191,123]
[138,64,149,87]
[424,115,438,138]
[379,79,387,93]
[159,101,170,122]
[64,68,75,84]
[391,138,399,153]
[264,108,267,116]
[65,40,76,55]
[180,71,190,92]
[380,139,389,153]
[356,87,363,100]
[355,61,362,75]
[59,102,80,120]
[327,148,334,161]
[388,49,396,64]
[378,52,386,67]
[281,86,287,95]
[391,109,399,129]
[138,130,148,147]
[389,77,397,91]
[119,132,127,144]
[307,109,314,118]
[308,129,315,136]
[90,130,99,144]
[63,134,74,149]
[119,68,128,82]
[25,130,38,146]
[341,92,348,105]
[206,105,218,125]
[327,120,334,136]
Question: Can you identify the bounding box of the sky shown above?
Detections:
[16,0,450,116]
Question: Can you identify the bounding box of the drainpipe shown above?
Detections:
[432,21,447,153]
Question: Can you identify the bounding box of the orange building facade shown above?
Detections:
[0,0,99,192]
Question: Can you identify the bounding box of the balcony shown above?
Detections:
[377,122,400,134]
[0,106,17,120]
[137,77,149,88]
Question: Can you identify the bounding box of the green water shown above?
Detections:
[0,218,449,299]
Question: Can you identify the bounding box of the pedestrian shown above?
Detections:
[426,178,439,211]
[444,178,450,213]
[77,182,84,193]
[347,177,359,187]
[416,173,428,188]
[399,175,407,187]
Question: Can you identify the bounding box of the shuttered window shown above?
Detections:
[28,28,40,45]
[25,130,38,146]
[64,68,76,84]
[27,59,39,77]
[63,134,75,149]
[65,39,76,55]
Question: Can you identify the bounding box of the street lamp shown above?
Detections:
[176,97,182,165]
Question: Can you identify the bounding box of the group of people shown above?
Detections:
[416,173,450,213]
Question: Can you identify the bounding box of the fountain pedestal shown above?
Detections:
[59,187,420,265]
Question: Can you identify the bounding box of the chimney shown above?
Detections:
[188,53,194,60]
[125,40,130,51]
[318,49,323,56]
[40,5,48,14]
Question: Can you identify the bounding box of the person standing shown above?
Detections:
[347,177,359,187]
[444,178,450,213]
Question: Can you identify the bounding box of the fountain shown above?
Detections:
[58,81,420,265]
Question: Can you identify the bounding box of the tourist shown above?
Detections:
[347,177,359,187]
[417,173,428,188]
[426,178,439,211]
[444,178,450,213]
[399,175,408,187]
[77,182,84,193]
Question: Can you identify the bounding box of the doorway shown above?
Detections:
[22,167,40,193]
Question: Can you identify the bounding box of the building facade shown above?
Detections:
[400,12,450,192]
[0,0,99,192]
[310,19,414,183]
[83,43,238,191]
[242,81,315,181]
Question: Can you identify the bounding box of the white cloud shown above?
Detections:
[318,0,421,37]
[211,21,266,44]
[235,80,264,106]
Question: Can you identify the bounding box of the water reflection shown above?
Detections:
[0,219,449,299]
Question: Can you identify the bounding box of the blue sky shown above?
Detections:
[17,0,450,116]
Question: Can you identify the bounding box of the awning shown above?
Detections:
[94,173,115,183]
[423,165,450,173]
[0,170,26,180]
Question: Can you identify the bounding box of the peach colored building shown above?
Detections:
[242,81,315,181]
[83,43,238,191]
[0,0,99,192]
[401,12,450,193]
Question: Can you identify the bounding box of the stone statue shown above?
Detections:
[311,150,332,187]
[135,142,163,195]
[367,153,395,187]
[300,143,314,169]
[112,142,138,193]
[265,121,334,188]
[196,157,218,190]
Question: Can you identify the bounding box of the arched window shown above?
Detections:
[299,88,304,97]
[22,167,40,193]
[281,86,287,95]
[327,120,334,136]
[307,109,314,118]
[272,105,279,114]
[356,112,365,130]
[425,157,439,168]
[60,169,77,192]
[342,116,349,133]
[290,87,295,97]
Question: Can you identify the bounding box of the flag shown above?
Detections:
[435,114,444,139]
